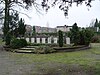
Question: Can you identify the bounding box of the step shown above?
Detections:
[26,46,35,48]
[20,47,35,50]
[15,50,34,53]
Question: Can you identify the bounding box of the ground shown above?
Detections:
[0,42,100,75]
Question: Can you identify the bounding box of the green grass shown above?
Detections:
[9,43,100,75]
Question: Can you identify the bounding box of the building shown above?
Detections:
[56,25,72,32]
[35,26,57,33]
[25,24,33,36]
[25,24,72,36]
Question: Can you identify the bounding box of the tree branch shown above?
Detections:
[9,8,31,18]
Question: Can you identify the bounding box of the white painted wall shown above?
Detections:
[54,38,57,43]
[31,38,35,43]
[42,38,46,43]
[66,37,70,44]
[26,38,29,42]
[48,37,51,44]
[36,38,40,43]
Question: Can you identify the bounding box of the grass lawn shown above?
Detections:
[8,43,100,75]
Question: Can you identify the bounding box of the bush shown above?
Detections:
[20,39,27,47]
[91,35,100,43]
[10,39,27,49]
[34,46,56,54]
[49,44,59,47]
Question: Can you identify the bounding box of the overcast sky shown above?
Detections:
[19,0,100,28]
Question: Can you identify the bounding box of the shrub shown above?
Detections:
[78,28,94,45]
[69,26,94,46]
[10,38,27,49]
[20,39,27,47]
[49,44,59,47]
[91,35,100,43]
[27,43,58,47]
[34,46,56,54]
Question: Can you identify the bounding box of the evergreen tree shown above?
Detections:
[18,18,26,37]
[79,28,94,45]
[32,26,36,36]
[0,0,96,45]
[70,23,80,45]
[94,18,99,27]
[58,30,63,47]
[9,12,19,37]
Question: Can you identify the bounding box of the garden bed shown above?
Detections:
[53,45,91,52]
[3,44,91,54]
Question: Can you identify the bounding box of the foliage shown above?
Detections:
[94,18,100,27]
[4,12,26,45]
[58,30,63,47]
[34,46,56,54]
[36,32,57,36]
[18,18,26,37]
[49,44,59,47]
[89,18,100,32]
[23,0,93,16]
[9,13,26,37]
[20,39,27,47]
[32,26,36,36]
[9,12,19,37]
[70,23,80,45]
[27,43,59,47]
[10,39,27,49]
[69,23,94,45]
[5,32,12,45]
[1,0,96,45]
[78,28,94,45]
[91,35,100,43]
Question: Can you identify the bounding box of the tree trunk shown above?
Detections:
[3,0,10,45]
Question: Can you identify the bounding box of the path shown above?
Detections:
[0,45,36,75]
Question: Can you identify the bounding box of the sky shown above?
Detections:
[19,0,100,28]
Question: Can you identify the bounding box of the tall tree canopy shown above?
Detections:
[23,0,93,16]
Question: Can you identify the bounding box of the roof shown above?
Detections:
[56,25,72,28]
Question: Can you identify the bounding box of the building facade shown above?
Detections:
[25,24,33,36]
[56,25,72,32]
[35,26,57,33]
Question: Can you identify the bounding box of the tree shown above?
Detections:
[18,18,26,37]
[0,0,96,45]
[79,28,94,45]
[23,0,93,16]
[94,18,99,27]
[32,26,36,36]
[9,12,26,38]
[9,12,19,37]
[0,0,27,45]
[58,30,63,47]
[70,23,80,45]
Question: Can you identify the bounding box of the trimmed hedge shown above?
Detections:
[10,39,27,49]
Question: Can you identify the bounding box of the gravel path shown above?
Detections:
[0,45,36,75]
